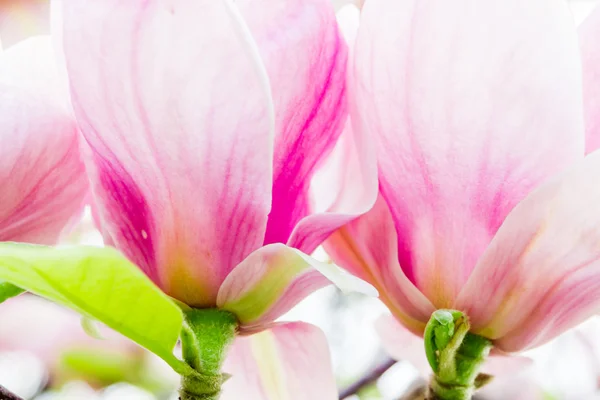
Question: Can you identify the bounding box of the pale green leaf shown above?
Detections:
[0,243,189,374]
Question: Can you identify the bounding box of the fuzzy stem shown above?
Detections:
[178,309,238,400]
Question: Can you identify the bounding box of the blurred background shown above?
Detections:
[1,1,600,399]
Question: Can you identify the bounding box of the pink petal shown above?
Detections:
[221,322,337,400]
[477,369,541,400]
[354,0,584,307]
[287,2,378,256]
[0,36,68,109]
[0,37,87,244]
[61,0,275,306]
[375,313,431,376]
[217,243,374,333]
[324,195,435,334]
[483,350,533,377]
[235,0,350,252]
[289,113,377,255]
[580,4,600,153]
[456,151,600,352]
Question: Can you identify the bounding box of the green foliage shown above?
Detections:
[0,243,189,374]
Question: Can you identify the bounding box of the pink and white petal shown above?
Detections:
[355,0,584,306]
[483,349,533,376]
[0,39,87,245]
[221,322,337,400]
[217,243,375,333]
[289,114,378,254]
[456,151,600,352]
[477,369,541,400]
[580,4,600,153]
[235,0,349,250]
[375,313,431,376]
[314,3,361,218]
[0,36,68,111]
[61,0,275,306]
[286,2,377,256]
[324,195,435,334]
[49,0,72,109]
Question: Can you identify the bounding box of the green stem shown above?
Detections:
[423,310,493,400]
[179,308,238,400]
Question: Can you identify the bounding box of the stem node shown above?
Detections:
[423,310,493,400]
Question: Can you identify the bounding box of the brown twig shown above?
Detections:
[0,385,23,400]
[339,357,397,399]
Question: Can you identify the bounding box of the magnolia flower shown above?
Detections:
[58,0,374,397]
[0,35,87,244]
[325,0,600,359]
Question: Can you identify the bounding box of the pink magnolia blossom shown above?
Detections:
[0,36,88,244]
[58,1,375,398]
[325,0,600,354]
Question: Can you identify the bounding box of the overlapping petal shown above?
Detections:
[61,0,275,306]
[324,195,435,334]
[221,322,337,400]
[235,0,349,252]
[217,243,375,332]
[375,313,430,375]
[290,7,377,258]
[353,0,584,307]
[456,151,600,352]
[0,37,87,244]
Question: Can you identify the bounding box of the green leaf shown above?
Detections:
[0,242,189,374]
[0,281,25,303]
